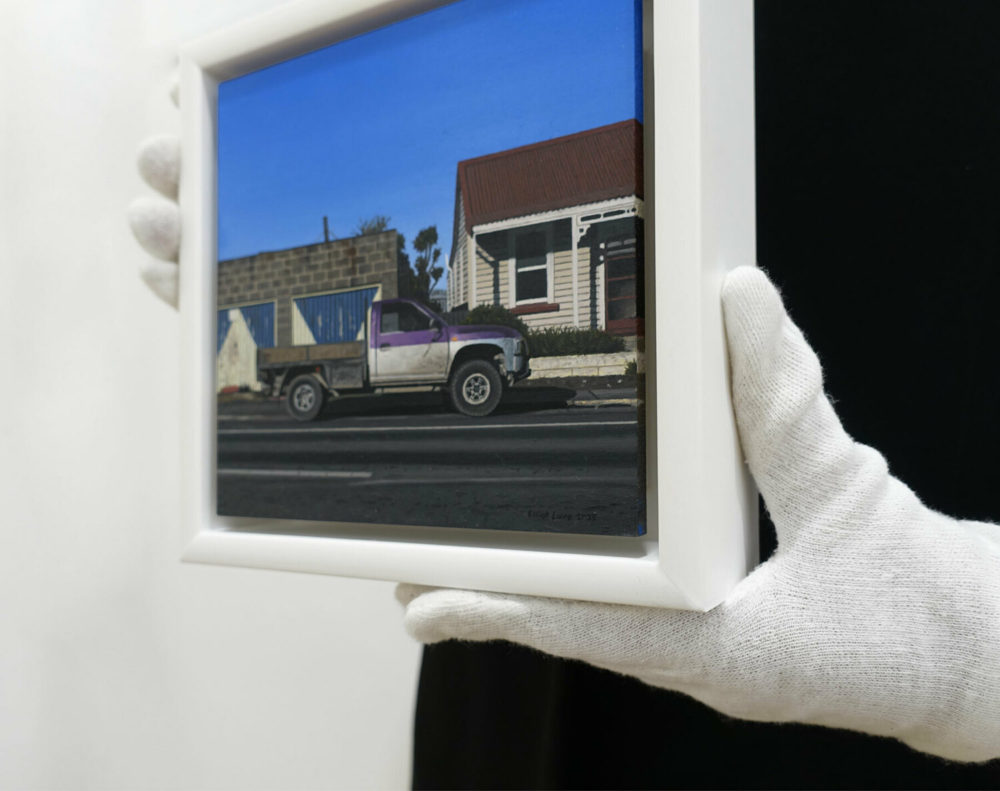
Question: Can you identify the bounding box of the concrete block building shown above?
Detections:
[216,230,398,391]
[447,120,644,337]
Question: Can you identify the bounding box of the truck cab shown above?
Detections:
[369,299,530,416]
[369,300,451,384]
[370,300,525,381]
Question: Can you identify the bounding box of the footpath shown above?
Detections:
[517,349,642,407]
[513,375,639,408]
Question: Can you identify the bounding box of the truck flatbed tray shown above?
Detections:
[258,341,364,366]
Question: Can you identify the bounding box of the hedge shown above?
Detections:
[462,305,626,357]
[461,304,529,337]
[526,326,625,357]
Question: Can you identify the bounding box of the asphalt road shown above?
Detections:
[216,393,645,537]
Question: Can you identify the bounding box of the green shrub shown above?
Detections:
[527,327,625,357]
[461,304,529,337]
[461,305,626,357]
[623,359,638,377]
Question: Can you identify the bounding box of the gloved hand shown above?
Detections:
[398,266,1000,763]
[127,79,181,308]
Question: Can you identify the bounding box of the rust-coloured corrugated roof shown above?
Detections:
[457,120,643,229]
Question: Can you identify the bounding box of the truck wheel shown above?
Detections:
[449,359,503,417]
[286,374,325,422]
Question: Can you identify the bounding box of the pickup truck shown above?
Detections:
[257,298,531,421]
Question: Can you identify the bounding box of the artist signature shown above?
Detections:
[527,509,596,522]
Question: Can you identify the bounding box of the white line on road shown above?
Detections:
[218,468,373,479]
[218,419,637,436]
[351,475,636,487]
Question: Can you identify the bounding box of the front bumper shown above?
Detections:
[501,337,531,385]
[508,353,531,384]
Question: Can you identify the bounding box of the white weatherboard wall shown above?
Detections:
[0,1,421,789]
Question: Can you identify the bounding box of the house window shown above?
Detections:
[603,231,642,335]
[607,255,637,318]
[513,228,550,303]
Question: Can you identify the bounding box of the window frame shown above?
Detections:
[378,300,433,334]
[509,224,554,306]
[602,232,642,335]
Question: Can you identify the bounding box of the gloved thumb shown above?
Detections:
[721,266,914,543]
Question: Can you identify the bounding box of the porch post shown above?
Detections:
[571,215,580,327]
[468,232,477,308]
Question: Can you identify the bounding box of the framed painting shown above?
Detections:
[179,0,757,609]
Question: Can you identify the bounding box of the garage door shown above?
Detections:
[216,302,275,391]
[293,286,380,345]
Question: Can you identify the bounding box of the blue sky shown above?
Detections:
[218,0,642,284]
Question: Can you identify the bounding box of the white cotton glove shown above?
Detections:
[398,266,1000,763]
[127,83,181,308]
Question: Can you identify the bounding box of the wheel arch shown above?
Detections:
[449,343,505,376]
[276,365,329,395]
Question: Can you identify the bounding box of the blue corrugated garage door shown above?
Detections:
[217,310,232,354]
[216,302,275,392]
[238,302,275,348]
[217,302,275,353]
[294,287,379,344]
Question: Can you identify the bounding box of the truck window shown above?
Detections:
[380,302,432,334]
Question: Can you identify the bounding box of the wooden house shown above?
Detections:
[447,120,644,337]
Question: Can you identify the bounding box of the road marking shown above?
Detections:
[218,419,637,436]
[351,475,636,487]
[218,468,372,479]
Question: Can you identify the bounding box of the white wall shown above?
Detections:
[0,1,422,788]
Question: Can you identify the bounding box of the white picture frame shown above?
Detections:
[179,0,757,610]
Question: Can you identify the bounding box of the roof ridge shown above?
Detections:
[457,119,641,171]
[454,119,643,231]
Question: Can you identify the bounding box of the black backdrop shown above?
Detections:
[412,2,1000,787]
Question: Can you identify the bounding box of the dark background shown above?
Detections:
[412,2,1000,787]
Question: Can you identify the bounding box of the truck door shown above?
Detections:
[373,301,449,383]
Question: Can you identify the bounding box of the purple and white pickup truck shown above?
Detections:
[257,298,531,421]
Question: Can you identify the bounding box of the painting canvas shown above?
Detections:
[215,0,646,536]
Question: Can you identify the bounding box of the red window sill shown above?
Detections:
[607,317,644,336]
[510,302,560,316]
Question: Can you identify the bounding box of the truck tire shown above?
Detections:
[449,359,503,417]
[286,374,325,422]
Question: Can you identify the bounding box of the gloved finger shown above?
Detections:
[137,135,180,199]
[401,586,719,681]
[127,196,180,262]
[721,267,912,540]
[394,582,437,607]
[139,260,179,308]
